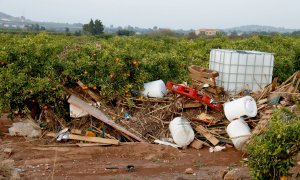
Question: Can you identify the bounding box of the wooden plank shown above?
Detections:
[258,98,268,105]
[77,80,101,102]
[71,129,82,135]
[280,73,296,87]
[76,143,111,147]
[188,65,219,78]
[189,139,203,150]
[182,102,202,108]
[69,134,119,145]
[293,78,300,93]
[175,99,202,109]
[271,77,278,91]
[68,95,144,142]
[192,80,223,94]
[287,86,295,93]
[198,113,214,121]
[194,125,219,146]
[46,132,119,145]
[190,73,216,86]
[297,71,300,78]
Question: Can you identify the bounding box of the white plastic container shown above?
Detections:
[209,49,274,94]
[226,118,251,150]
[142,80,167,98]
[169,117,195,147]
[224,96,257,121]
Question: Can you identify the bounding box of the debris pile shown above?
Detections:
[5,62,300,151]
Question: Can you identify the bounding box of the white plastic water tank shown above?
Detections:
[226,118,251,150]
[169,117,195,147]
[141,80,167,98]
[224,96,257,121]
[209,49,274,94]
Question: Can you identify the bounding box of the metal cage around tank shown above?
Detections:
[209,49,274,94]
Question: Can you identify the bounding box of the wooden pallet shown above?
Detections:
[188,65,223,96]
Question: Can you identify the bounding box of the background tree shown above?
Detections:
[83,24,89,33]
[83,19,104,35]
[117,29,135,36]
[94,19,104,35]
[88,19,96,35]
[40,26,46,31]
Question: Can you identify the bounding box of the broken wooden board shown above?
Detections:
[77,80,101,102]
[175,99,202,109]
[194,125,220,146]
[188,65,219,78]
[189,139,204,150]
[192,80,223,96]
[71,129,82,135]
[46,132,120,145]
[258,98,268,105]
[76,143,110,147]
[198,113,215,121]
[189,73,216,87]
[182,102,202,108]
[68,95,144,142]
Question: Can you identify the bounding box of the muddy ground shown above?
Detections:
[0,115,252,180]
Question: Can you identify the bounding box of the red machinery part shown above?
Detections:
[166,81,223,111]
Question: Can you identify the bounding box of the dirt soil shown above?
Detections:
[1,115,251,180]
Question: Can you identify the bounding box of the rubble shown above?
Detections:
[4,62,299,155]
[209,146,226,153]
[8,121,41,138]
[184,167,194,174]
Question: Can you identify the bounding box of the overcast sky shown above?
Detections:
[0,0,299,29]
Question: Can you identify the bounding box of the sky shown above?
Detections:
[0,0,299,30]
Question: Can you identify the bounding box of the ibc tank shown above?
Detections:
[209,49,274,94]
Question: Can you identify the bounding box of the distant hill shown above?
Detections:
[224,25,298,34]
[1,11,299,34]
[0,11,82,32]
[0,12,13,19]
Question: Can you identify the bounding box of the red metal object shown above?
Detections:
[166,81,223,111]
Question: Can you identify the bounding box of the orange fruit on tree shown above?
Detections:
[132,60,138,66]
[82,86,88,90]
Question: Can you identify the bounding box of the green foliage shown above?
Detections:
[293,49,300,71]
[83,19,104,35]
[117,29,135,36]
[94,19,104,35]
[247,107,300,179]
[0,32,299,116]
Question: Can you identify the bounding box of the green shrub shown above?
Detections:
[247,106,300,179]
